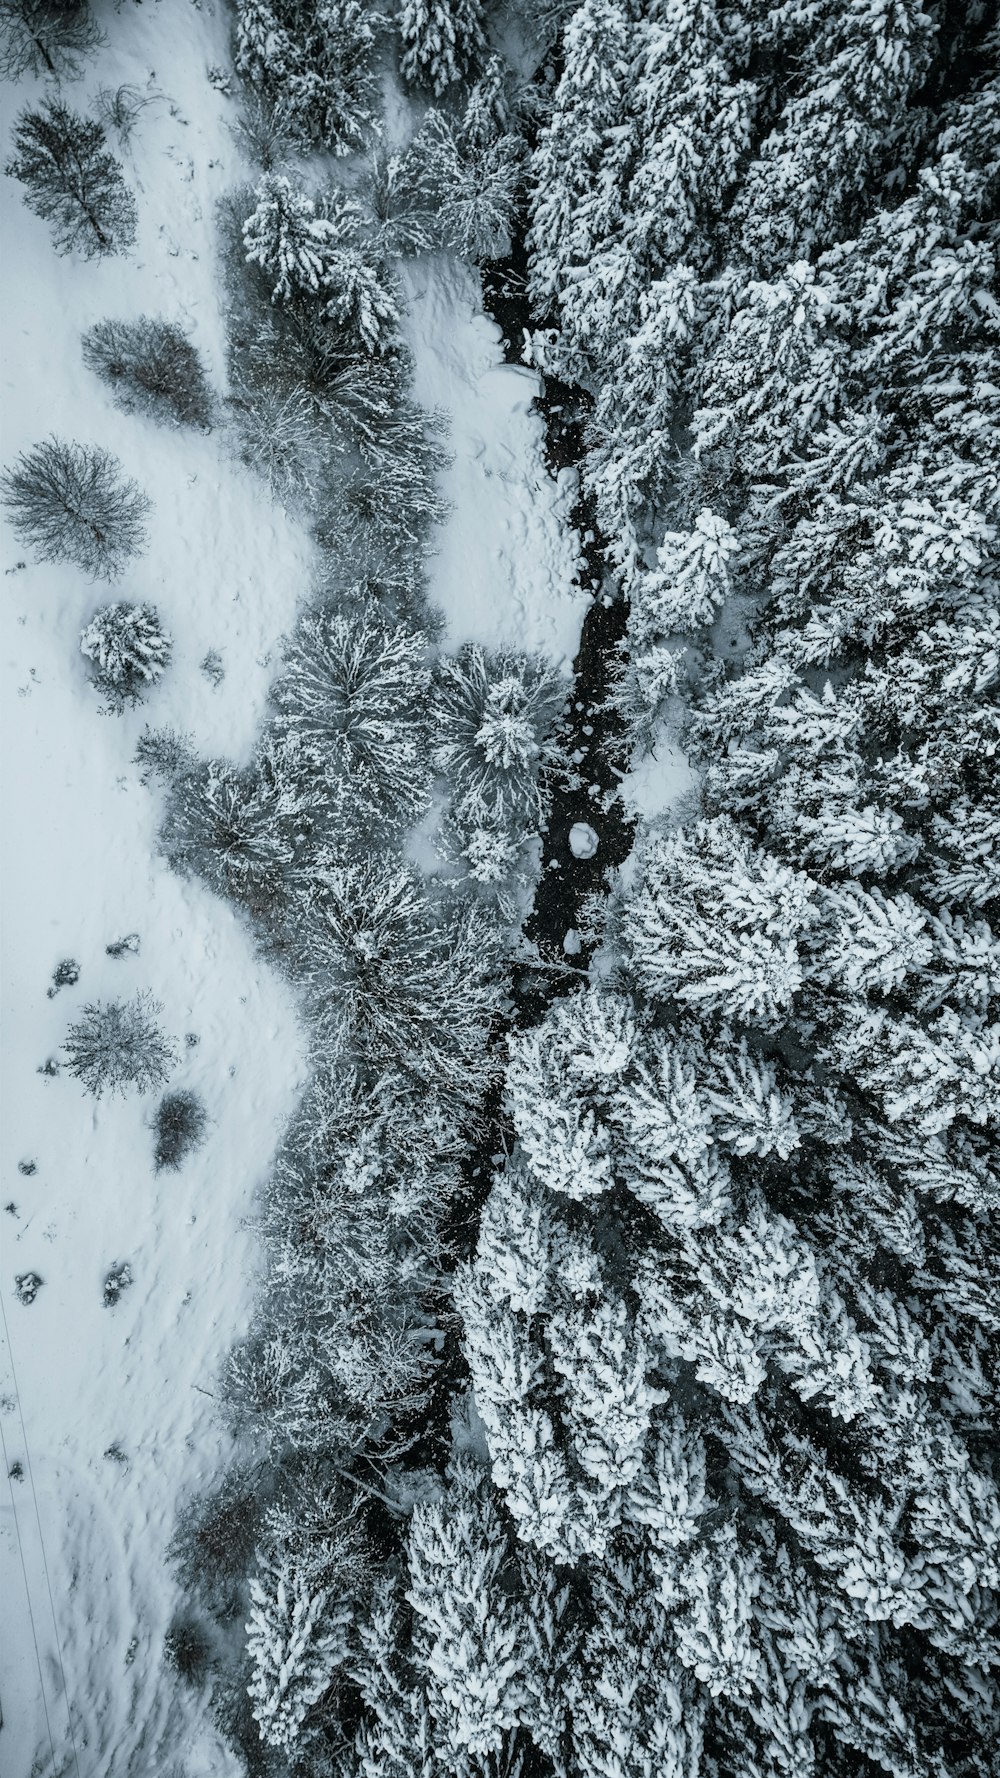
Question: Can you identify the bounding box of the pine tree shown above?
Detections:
[0,0,103,82]
[430,644,567,881]
[6,99,136,258]
[234,0,383,154]
[1,438,150,579]
[270,599,432,842]
[246,1556,350,1750]
[242,175,399,351]
[290,858,502,1107]
[398,0,487,99]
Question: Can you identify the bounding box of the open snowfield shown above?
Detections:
[0,6,585,1771]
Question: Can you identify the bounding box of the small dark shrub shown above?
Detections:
[172,1468,265,1618]
[104,1441,128,1465]
[200,649,224,687]
[93,82,154,149]
[103,1260,133,1306]
[48,957,80,996]
[164,1612,213,1684]
[8,1458,24,1481]
[17,1158,37,1176]
[82,317,213,428]
[63,991,176,1097]
[106,932,140,959]
[1,437,149,579]
[15,1271,42,1304]
[153,1089,207,1171]
[37,1057,60,1077]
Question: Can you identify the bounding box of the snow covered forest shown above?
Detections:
[0,0,998,1774]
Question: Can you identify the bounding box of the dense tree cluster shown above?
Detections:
[441,7,999,1778]
[145,6,1000,1776]
[153,22,571,1767]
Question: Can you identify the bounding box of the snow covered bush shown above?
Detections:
[234,0,383,154]
[102,1260,133,1306]
[63,992,175,1097]
[321,419,451,573]
[153,1089,207,1172]
[0,0,103,82]
[81,318,214,428]
[48,958,80,995]
[270,600,431,841]
[6,99,136,258]
[365,144,439,258]
[398,0,486,97]
[80,602,172,711]
[228,380,330,502]
[2,438,150,578]
[133,723,197,786]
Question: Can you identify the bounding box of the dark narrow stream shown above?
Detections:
[395,250,639,1474]
[481,250,636,1014]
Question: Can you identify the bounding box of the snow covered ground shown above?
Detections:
[0,5,311,1771]
[402,252,587,666]
[0,7,586,1773]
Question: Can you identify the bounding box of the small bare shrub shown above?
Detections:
[63,991,176,1097]
[82,317,213,428]
[2,438,149,579]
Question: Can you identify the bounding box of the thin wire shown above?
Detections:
[0,1283,84,1778]
[0,1335,58,1773]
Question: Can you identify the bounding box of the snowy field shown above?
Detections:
[0,5,584,1772]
